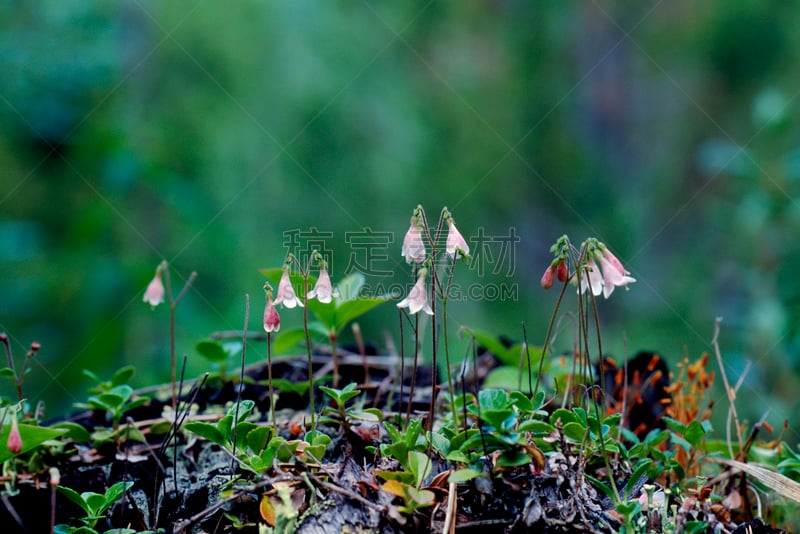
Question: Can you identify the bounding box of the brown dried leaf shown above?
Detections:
[713,458,800,504]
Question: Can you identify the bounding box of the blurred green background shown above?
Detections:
[1,0,799,440]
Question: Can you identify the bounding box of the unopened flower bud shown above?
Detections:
[541,265,556,290]
[49,467,60,487]
[556,261,568,282]
[7,416,22,455]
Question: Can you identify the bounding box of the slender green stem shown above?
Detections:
[231,294,250,465]
[533,277,570,401]
[267,331,276,430]
[405,312,419,429]
[329,334,339,388]
[1,335,22,403]
[162,265,196,412]
[398,308,405,423]
[428,266,438,433]
[441,259,458,426]
[302,274,316,436]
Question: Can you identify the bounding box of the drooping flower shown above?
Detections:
[578,259,604,297]
[601,246,627,276]
[397,269,433,315]
[274,269,303,308]
[307,266,338,304]
[445,217,470,260]
[540,264,556,290]
[7,415,22,455]
[263,289,281,333]
[542,259,568,290]
[143,264,165,308]
[597,254,636,299]
[402,219,426,264]
[556,260,569,282]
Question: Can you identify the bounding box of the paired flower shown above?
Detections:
[143,263,165,308]
[7,415,22,455]
[307,265,338,304]
[397,269,433,315]
[573,247,635,298]
[402,215,426,264]
[540,259,569,290]
[263,284,280,333]
[445,215,470,260]
[543,239,635,299]
[274,269,303,308]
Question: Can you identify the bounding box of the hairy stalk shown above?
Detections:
[353,322,369,385]
[405,312,420,429]
[329,333,339,388]
[163,265,197,411]
[398,309,405,423]
[521,322,533,395]
[711,317,743,456]
[586,285,621,504]
[534,276,570,401]
[302,273,316,436]
[441,259,458,425]
[267,330,276,430]
[231,294,249,466]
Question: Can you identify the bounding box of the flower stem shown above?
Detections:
[162,265,196,412]
[441,259,458,426]
[267,331,276,430]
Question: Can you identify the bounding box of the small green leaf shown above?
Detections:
[246,426,272,454]
[51,422,91,443]
[405,486,435,507]
[562,422,587,442]
[448,469,481,483]
[408,450,432,487]
[662,416,687,435]
[549,408,578,426]
[509,391,532,412]
[226,400,255,423]
[110,366,136,387]
[427,431,450,456]
[57,485,92,515]
[478,389,509,411]
[518,420,553,434]
[184,422,225,446]
[481,409,515,432]
[101,481,134,511]
[684,420,708,446]
[84,493,107,515]
[496,450,531,467]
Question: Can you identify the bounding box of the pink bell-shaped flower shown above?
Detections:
[402,222,426,264]
[578,259,604,297]
[397,269,433,315]
[307,266,338,304]
[274,269,303,308]
[263,292,281,333]
[597,252,636,298]
[445,218,470,260]
[143,264,165,308]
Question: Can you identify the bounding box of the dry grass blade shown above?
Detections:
[711,458,800,503]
